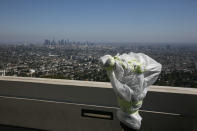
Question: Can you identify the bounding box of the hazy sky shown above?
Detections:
[0,0,197,43]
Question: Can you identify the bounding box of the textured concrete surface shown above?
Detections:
[0,76,197,131]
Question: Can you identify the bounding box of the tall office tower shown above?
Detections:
[61,39,64,45]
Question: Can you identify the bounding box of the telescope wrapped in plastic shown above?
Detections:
[100,52,162,130]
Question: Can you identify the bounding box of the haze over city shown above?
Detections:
[1,1,197,130]
[0,0,197,43]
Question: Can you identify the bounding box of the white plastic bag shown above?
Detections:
[100,52,162,130]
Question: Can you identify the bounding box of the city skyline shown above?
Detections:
[0,0,197,43]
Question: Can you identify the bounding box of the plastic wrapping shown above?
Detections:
[100,52,162,130]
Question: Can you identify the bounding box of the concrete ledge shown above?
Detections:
[0,76,197,131]
[0,76,111,88]
[1,76,197,95]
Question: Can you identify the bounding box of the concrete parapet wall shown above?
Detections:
[0,76,197,131]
